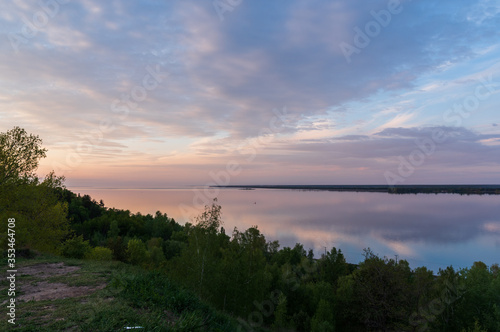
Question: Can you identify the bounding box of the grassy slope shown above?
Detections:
[0,254,240,331]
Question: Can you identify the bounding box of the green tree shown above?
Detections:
[449,262,500,331]
[336,249,413,331]
[318,247,349,286]
[0,172,70,253]
[108,219,120,238]
[0,128,69,253]
[272,292,288,329]
[127,238,149,265]
[311,299,335,332]
[220,226,270,316]
[167,200,229,303]
[0,126,47,185]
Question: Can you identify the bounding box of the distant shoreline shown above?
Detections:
[212,184,500,195]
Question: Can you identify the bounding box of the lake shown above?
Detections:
[69,187,500,272]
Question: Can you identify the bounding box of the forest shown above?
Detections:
[1,127,499,331]
[215,185,500,195]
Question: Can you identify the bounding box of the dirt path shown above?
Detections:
[15,262,105,302]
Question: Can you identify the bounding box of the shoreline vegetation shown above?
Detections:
[3,189,500,331]
[2,127,499,331]
[213,184,500,195]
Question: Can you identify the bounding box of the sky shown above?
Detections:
[1,0,500,188]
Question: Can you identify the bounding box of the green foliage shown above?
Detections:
[222,226,270,314]
[44,191,500,332]
[0,127,69,254]
[445,261,500,332]
[61,235,91,259]
[0,255,238,331]
[0,126,47,185]
[310,299,335,332]
[167,200,229,305]
[273,243,306,266]
[318,247,349,286]
[2,127,496,332]
[163,239,185,260]
[460,320,488,332]
[126,238,149,265]
[9,178,497,332]
[272,292,288,329]
[146,238,166,267]
[86,246,113,261]
[336,249,416,331]
[113,270,238,331]
[1,179,61,250]
[106,236,127,261]
[91,231,107,247]
[149,246,166,266]
[108,219,120,238]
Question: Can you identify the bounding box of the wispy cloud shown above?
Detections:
[1,0,500,186]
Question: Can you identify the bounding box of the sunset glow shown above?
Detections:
[2,0,500,188]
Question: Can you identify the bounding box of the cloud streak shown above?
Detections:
[1,0,499,186]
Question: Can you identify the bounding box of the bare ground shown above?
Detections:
[15,262,106,302]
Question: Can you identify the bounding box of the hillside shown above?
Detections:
[0,253,240,331]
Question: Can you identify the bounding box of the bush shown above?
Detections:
[107,236,127,261]
[127,238,149,265]
[149,246,166,266]
[61,235,91,259]
[86,246,113,261]
[163,240,185,260]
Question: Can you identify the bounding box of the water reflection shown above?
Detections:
[70,187,500,271]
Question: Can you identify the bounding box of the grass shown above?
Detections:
[0,253,240,331]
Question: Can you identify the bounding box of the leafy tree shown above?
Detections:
[318,247,349,286]
[147,237,166,266]
[0,128,70,253]
[450,262,500,331]
[107,236,127,261]
[272,292,288,329]
[168,200,230,304]
[490,263,499,277]
[310,299,335,332]
[0,172,70,253]
[162,239,184,260]
[336,249,413,331]
[426,266,466,331]
[149,246,166,266]
[108,219,120,238]
[145,211,178,240]
[0,126,47,185]
[220,226,270,316]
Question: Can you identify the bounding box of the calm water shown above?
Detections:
[70,187,500,271]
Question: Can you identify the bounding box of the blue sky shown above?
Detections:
[1,0,500,187]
